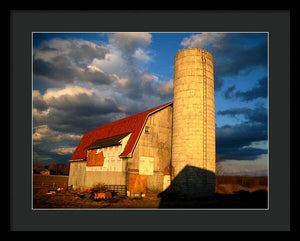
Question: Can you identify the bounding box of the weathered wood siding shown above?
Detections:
[68,161,86,189]
[127,106,173,194]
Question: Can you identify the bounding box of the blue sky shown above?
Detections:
[32,32,268,176]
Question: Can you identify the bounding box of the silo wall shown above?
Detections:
[171,48,216,198]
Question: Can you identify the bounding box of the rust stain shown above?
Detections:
[86,149,105,167]
[128,174,147,194]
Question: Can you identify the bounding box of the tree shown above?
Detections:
[47,163,57,175]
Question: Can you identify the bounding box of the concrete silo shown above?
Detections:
[171,48,216,198]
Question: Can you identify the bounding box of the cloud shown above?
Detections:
[33,151,52,162]
[43,85,93,100]
[213,39,268,77]
[133,48,152,63]
[214,76,224,91]
[180,33,268,83]
[219,158,268,176]
[156,79,174,96]
[33,125,81,144]
[33,90,48,110]
[33,38,112,85]
[216,105,268,161]
[108,32,152,56]
[217,105,267,126]
[224,85,236,99]
[32,33,269,167]
[90,49,126,76]
[49,147,76,155]
[33,85,127,135]
[181,33,227,49]
[235,77,268,101]
[35,38,109,67]
[33,145,75,164]
[224,77,268,101]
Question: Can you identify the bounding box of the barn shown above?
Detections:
[68,102,173,196]
[68,48,216,198]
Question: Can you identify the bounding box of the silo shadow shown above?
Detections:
[157,165,268,209]
[158,165,216,208]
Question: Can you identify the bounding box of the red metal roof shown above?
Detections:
[69,102,172,161]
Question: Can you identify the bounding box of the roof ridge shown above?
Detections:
[85,101,173,135]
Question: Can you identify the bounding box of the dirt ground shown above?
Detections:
[33,184,268,209]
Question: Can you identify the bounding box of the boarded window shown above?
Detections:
[128,174,148,193]
[139,156,154,175]
[86,149,105,167]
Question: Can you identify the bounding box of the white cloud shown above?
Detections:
[108,32,152,54]
[132,48,152,63]
[33,125,81,144]
[43,85,94,101]
[49,147,76,155]
[141,72,154,86]
[91,48,126,76]
[86,65,104,73]
[157,79,174,95]
[107,32,152,66]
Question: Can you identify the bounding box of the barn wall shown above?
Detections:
[83,135,130,188]
[68,161,86,189]
[127,106,172,194]
[84,170,127,187]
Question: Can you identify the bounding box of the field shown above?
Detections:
[33,174,268,209]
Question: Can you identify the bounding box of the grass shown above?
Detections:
[33,174,268,209]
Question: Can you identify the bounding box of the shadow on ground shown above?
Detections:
[158,165,267,208]
[158,189,268,208]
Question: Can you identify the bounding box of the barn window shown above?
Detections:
[145,126,150,134]
[139,156,154,175]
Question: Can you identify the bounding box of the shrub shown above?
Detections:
[90,183,108,193]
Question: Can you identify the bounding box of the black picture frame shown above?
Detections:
[10,10,291,231]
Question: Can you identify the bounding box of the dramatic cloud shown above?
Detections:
[216,105,268,161]
[224,77,268,101]
[34,38,109,66]
[214,76,225,91]
[49,147,76,155]
[214,41,267,77]
[33,85,127,135]
[33,125,81,144]
[33,38,112,85]
[181,33,268,90]
[33,146,75,164]
[32,33,268,170]
[235,77,268,101]
[217,104,267,127]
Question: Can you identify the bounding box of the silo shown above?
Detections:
[171,48,216,198]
